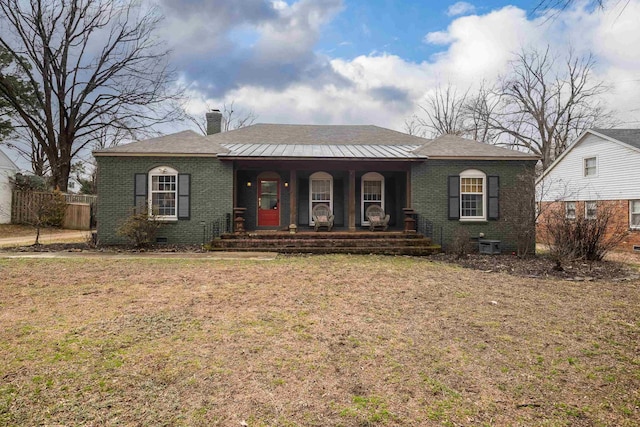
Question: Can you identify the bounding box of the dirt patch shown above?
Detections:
[432,252,640,281]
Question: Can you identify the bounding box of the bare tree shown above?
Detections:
[416,83,470,138]
[409,82,501,143]
[222,101,257,132]
[74,125,132,194]
[189,101,257,135]
[402,115,426,137]
[0,0,183,191]
[5,128,49,177]
[534,0,605,14]
[463,82,501,144]
[475,47,612,169]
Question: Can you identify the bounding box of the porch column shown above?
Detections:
[233,166,237,208]
[289,169,297,225]
[405,170,412,208]
[348,169,356,231]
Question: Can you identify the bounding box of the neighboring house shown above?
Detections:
[94,112,538,251]
[537,128,640,252]
[0,149,19,224]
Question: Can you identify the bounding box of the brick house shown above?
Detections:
[536,129,640,252]
[94,111,538,251]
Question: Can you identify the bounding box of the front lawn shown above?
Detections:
[0,255,638,426]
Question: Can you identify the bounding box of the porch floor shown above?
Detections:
[208,230,441,256]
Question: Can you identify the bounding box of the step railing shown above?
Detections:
[203,213,232,244]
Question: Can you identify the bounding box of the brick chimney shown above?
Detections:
[205,109,223,135]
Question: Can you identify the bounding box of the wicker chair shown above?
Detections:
[366,205,390,231]
[312,204,334,231]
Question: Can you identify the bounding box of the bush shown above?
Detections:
[116,207,163,247]
[42,189,67,227]
[448,227,473,259]
[541,202,627,267]
[10,173,48,191]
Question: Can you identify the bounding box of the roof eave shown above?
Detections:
[93,151,220,157]
[217,155,427,161]
[426,155,539,161]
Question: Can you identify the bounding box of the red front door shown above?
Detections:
[258,179,280,226]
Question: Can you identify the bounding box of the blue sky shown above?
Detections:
[318,0,534,61]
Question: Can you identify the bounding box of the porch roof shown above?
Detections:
[218,143,425,160]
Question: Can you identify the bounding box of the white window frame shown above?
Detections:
[565,201,576,220]
[149,166,178,220]
[459,169,486,221]
[309,171,333,225]
[630,200,640,230]
[584,156,597,177]
[585,200,597,220]
[361,172,385,225]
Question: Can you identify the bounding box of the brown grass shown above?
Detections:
[0,224,41,238]
[0,255,638,426]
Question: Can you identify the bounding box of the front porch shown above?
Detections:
[231,160,414,232]
[208,229,441,255]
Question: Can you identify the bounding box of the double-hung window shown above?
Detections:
[460,170,485,220]
[309,171,333,224]
[631,200,640,229]
[585,201,597,219]
[149,166,178,219]
[584,157,597,177]
[361,172,384,225]
[565,201,576,220]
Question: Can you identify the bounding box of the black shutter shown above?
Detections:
[134,173,147,213]
[448,175,460,220]
[178,174,190,220]
[488,175,499,220]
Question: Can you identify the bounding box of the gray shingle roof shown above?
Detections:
[208,124,429,145]
[413,134,538,159]
[93,130,229,156]
[592,128,640,150]
[93,125,538,160]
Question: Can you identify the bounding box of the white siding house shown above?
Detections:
[537,129,640,251]
[538,130,640,202]
[0,149,19,224]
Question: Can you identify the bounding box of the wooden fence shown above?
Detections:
[63,203,92,230]
[12,191,96,230]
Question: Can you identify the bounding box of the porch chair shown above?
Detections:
[312,204,334,231]
[366,205,390,231]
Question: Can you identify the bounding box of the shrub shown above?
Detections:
[116,207,163,247]
[42,189,67,227]
[541,202,627,267]
[448,227,473,259]
[10,173,48,191]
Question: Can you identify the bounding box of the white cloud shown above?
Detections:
[184,0,640,134]
[447,1,476,17]
[423,31,453,45]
